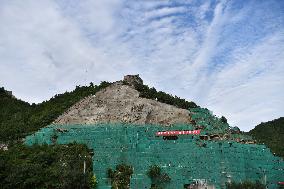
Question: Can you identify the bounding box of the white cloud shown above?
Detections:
[0,0,124,102]
[57,0,122,35]
[144,6,187,20]
[205,32,284,131]
[0,0,283,131]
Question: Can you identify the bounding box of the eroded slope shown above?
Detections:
[54,83,192,125]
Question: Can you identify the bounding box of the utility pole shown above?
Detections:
[84,155,87,188]
[264,170,267,189]
[83,159,86,174]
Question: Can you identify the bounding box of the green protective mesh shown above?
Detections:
[25,123,284,189]
[189,108,230,134]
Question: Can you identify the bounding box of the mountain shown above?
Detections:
[1,75,283,189]
[0,75,200,189]
[249,117,284,158]
[0,75,198,142]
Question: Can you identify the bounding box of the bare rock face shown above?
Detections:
[54,83,192,125]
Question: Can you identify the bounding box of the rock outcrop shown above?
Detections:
[54,77,192,125]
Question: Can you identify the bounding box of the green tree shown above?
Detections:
[147,165,171,189]
[249,117,284,158]
[221,116,227,123]
[0,143,94,189]
[107,164,133,189]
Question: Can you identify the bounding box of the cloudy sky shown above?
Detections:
[0,0,283,131]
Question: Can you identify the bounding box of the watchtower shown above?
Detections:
[123,74,143,87]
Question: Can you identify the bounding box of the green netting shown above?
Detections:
[25,123,284,189]
[189,108,231,135]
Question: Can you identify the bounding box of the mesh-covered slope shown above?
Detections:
[190,108,230,134]
[25,123,284,189]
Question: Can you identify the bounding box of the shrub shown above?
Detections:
[90,175,98,189]
[226,180,265,189]
[147,165,161,179]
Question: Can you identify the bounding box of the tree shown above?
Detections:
[147,165,171,189]
[107,164,133,189]
[0,143,94,189]
[221,116,227,123]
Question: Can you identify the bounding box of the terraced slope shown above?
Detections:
[25,123,284,189]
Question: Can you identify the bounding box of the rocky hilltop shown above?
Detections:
[54,75,192,125]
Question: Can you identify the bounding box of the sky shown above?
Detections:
[0,0,283,131]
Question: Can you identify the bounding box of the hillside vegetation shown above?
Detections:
[0,143,95,189]
[1,84,108,188]
[133,82,198,109]
[249,117,284,158]
[0,82,111,142]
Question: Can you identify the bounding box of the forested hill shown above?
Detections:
[249,117,284,158]
[0,82,111,142]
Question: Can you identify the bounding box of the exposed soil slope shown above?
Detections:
[54,83,192,125]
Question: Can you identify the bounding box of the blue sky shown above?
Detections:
[0,0,283,131]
